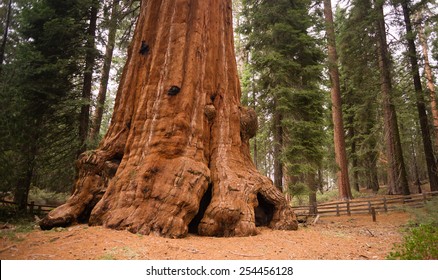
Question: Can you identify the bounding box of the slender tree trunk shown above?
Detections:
[0,0,13,72]
[14,128,39,211]
[40,0,297,238]
[79,2,99,154]
[323,0,352,200]
[417,14,438,156]
[401,0,438,192]
[252,87,258,169]
[308,174,317,215]
[410,136,422,193]
[366,122,380,193]
[348,117,360,192]
[366,154,380,193]
[89,0,121,143]
[374,0,410,195]
[273,105,284,191]
[14,167,33,211]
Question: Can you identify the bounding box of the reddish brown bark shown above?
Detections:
[40,0,297,238]
[323,0,352,200]
[417,15,438,157]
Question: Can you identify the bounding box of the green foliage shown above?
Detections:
[28,187,69,206]
[239,0,327,191]
[0,0,140,209]
[288,182,310,206]
[405,197,438,227]
[290,188,379,205]
[387,198,438,259]
[387,223,438,260]
[336,0,382,191]
[0,0,92,207]
[0,205,37,241]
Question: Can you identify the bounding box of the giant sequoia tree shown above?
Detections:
[40,0,298,238]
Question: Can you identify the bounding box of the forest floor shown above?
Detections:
[0,211,411,260]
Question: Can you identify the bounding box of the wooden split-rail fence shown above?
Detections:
[0,199,58,216]
[1,191,437,219]
[291,191,438,218]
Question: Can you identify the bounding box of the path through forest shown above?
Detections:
[0,212,410,260]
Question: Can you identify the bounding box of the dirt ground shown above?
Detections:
[0,211,411,260]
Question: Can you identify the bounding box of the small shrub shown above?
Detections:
[387,197,438,260]
[288,182,310,206]
[406,197,438,227]
[316,189,339,203]
[28,187,69,205]
[387,223,438,260]
[0,205,37,241]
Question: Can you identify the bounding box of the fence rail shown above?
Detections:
[0,199,58,215]
[291,191,438,217]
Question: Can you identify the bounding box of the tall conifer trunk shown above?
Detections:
[40,0,297,238]
[273,106,284,191]
[89,0,121,142]
[417,17,438,155]
[323,0,352,200]
[79,1,99,154]
[400,0,438,192]
[374,0,410,195]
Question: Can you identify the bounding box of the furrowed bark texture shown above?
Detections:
[40,0,297,238]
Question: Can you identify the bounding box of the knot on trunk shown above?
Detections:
[240,106,258,140]
[204,104,216,121]
[76,151,105,174]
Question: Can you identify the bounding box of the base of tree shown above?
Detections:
[40,145,298,238]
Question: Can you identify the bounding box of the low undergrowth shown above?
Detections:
[387,198,438,260]
[0,205,37,241]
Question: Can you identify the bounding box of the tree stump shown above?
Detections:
[40,0,298,238]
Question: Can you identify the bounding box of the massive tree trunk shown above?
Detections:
[323,0,352,200]
[40,0,298,238]
[401,0,438,192]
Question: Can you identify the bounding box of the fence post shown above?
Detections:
[423,193,428,205]
[368,201,372,214]
[347,200,351,216]
[383,197,388,212]
[336,204,340,216]
[29,201,34,216]
[371,207,376,222]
